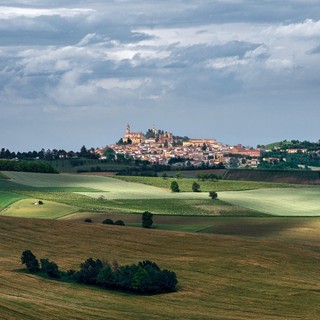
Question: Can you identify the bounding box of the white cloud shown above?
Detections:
[0,6,95,19]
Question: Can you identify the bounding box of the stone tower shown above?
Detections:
[126,123,130,135]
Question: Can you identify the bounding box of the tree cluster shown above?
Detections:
[102,219,125,226]
[0,159,57,173]
[196,173,220,181]
[21,251,177,295]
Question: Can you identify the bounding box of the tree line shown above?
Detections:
[21,250,178,295]
[0,159,57,173]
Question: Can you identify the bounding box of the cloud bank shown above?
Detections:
[1,1,320,150]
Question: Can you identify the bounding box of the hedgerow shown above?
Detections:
[21,250,177,294]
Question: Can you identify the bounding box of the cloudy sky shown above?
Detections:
[1,0,320,151]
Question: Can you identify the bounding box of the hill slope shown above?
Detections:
[0,216,319,320]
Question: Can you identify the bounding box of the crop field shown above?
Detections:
[0,216,320,320]
[219,188,320,216]
[0,191,24,210]
[115,175,303,192]
[1,198,78,219]
[0,171,264,218]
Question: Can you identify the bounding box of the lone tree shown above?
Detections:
[209,191,218,200]
[21,250,40,273]
[170,181,180,192]
[192,181,200,192]
[142,211,153,228]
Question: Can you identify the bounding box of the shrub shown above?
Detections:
[114,220,125,226]
[21,250,40,273]
[192,181,200,192]
[75,258,104,285]
[40,258,60,278]
[209,191,218,200]
[170,181,180,192]
[97,264,116,288]
[102,218,114,225]
[84,218,92,223]
[142,211,153,228]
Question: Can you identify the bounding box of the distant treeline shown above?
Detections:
[21,250,178,295]
[0,145,98,161]
[0,159,57,173]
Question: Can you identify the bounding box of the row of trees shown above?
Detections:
[0,159,57,173]
[21,250,177,294]
[0,146,98,161]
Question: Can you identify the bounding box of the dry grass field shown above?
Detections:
[0,216,320,320]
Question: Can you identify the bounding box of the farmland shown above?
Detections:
[0,216,320,320]
[1,170,320,319]
[219,188,320,216]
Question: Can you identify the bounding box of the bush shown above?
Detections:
[40,258,60,278]
[21,250,40,273]
[209,191,218,200]
[114,220,125,226]
[142,211,153,228]
[20,252,178,295]
[170,181,180,192]
[84,218,92,223]
[192,181,200,192]
[75,258,104,285]
[102,218,114,225]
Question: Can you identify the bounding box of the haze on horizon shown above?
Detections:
[1,1,319,152]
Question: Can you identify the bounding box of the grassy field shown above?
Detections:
[1,198,78,219]
[0,216,319,320]
[219,188,320,216]
[0,171,263,217]
[0,191,25,210]
[115,175,303,192]
[0,172,9,179]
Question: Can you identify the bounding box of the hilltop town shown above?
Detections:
[96,124,263,168]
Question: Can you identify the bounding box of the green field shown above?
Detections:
[1,171,320,319]
[219,188,320,216]
[0,216,319,320]
[115,175,303,192]
[1,198,78,219]
[0,191,24,210]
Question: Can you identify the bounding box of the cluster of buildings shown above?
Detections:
[96,125,264,168]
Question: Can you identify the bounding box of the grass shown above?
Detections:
[115,176,303,192]
[0,172,9,179]
[0,191,25,210]
[219,188,320,216]
[1,198,78,219]
[0,216,320,319]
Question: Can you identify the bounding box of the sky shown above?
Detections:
[1,0,320,151]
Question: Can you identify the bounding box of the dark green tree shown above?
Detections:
[209,191,218,200]
[97,264,115,287]
[142,211,153,228]
[21,250,40,273]
[170,181,180,192]
[75,258,104,285]
[40,258,60,278]
[192,181,200,192]
[114,220,125,226]
[102,219,114,225]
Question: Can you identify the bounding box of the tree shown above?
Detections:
[192,181,200,192]
[114,220,125,226]
[161,172,168,179]
[142,211,153,228]
[209,191,218,200]
[75,258,104,285]
[170,181,180,192]
[21,250,40,273]
[102,218,114,225]
[40,258,60,278]
[97,264,115,288]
